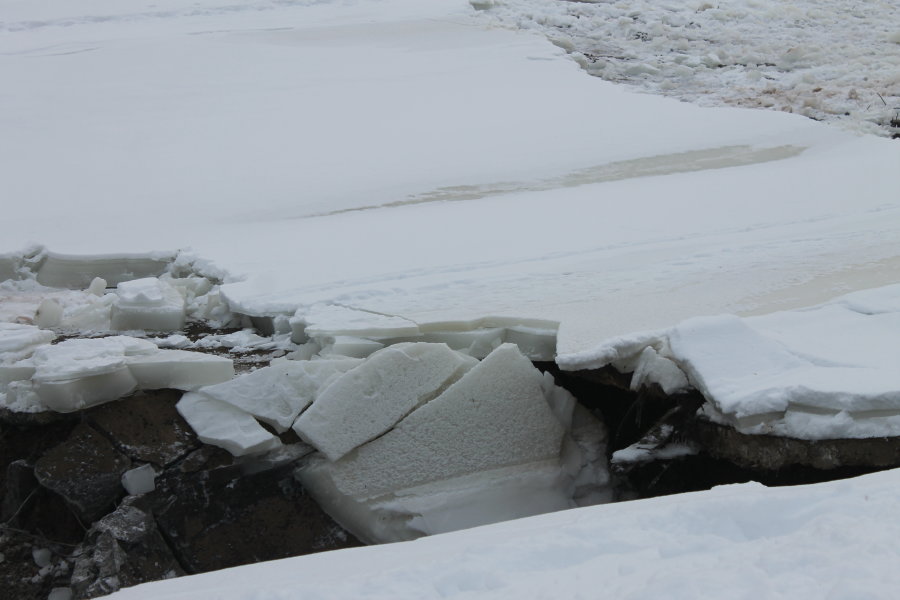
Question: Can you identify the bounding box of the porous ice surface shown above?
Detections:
[198,358,360,433]
[295,343,478,460]
[297,343,609,543]
[177,392,282,457]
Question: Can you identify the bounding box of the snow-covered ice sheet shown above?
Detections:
[2,0,898,364]
[102,467,900,600]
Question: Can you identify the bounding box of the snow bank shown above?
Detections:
[101,465,900,600]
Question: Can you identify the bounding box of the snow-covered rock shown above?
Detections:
[295,343,478,460]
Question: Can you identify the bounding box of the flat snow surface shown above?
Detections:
[104,468,900,600]
[2,0,898,361]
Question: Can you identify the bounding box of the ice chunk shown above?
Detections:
[32,547,52,568]
[34,298,63,328]
[121,464,157,495]
[290,304,420,344]
[0,322,56,363]
[29,337,157,412]
[48,588,73,600]
[176,392,281,456]
[323,344,566,498]
[200,358,359,433]
[86,276,107,297]
[127,350,234,390]
[628,346,690,395]
[111,278,186,332]
[35,251,173,289]
[0,380,44,413]
[317,336,384,359]
[0,359,35,392]
[294,343,478,460]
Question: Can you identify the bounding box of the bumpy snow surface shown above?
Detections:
[480,0,900,137]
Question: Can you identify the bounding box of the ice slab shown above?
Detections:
[199,358,360,433]
[176,392,281,457]
[316,336,385,359]
[111,278,186,332]
[121,464,157,496]
[0,323,56,363]
[323,344,566,498]
[294,343,478,460]
[127,350,234,391]
[35,251,174,289]
[290,304,420,344]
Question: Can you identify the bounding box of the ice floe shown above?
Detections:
[176,392,281,457]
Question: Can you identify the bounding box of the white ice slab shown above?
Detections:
[290,304,420,344]
[294,343,478,460]
[199,358,359,433]
[0,323,56,363]
[176,392,281,457]
[111,278,186,332]
[323,344,565,498]
[127,349,234,391]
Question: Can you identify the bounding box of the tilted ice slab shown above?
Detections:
[322,344,566,498]
[197,358,361,433]
[177,392,281,457]
[297,343,608,543]
[295,343,478,460]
